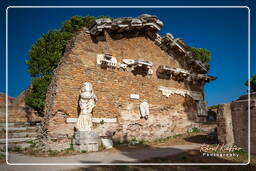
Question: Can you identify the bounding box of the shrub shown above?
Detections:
[208,105,218,110]
[245,74,256,92]
[25,75,52,115]
[190,47,211,63]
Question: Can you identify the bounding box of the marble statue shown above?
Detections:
[139,100,149,119]
[75,82,97,131]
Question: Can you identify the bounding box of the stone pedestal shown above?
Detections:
[73,130,100,152]
[101,137,113,149]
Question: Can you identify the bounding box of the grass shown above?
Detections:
[48,150,59,156]
[5,126,213,158]
[9,146,23,153]
[198,166,210,170]
[142,149,253,164]
[17,142,108,157]
[48,145,76,156]
[0,153,5,163]
[190,127,201,133]
[180,155,188,160]
[145,132,197,145]
[114,133,187,147]
[98,143,105,151]
[65,152,256,171]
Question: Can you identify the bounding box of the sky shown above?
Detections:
[0,0,255,106]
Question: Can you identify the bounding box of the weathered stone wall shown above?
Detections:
[44,30,204,144]
[217,94,256,154]
[231,100,249,152]
[41,13,216,149]
[0,91,41,123]
[216,103,234,146]
[45,31,203,117]
[251,99,256,154]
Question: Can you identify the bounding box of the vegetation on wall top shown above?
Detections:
[245,74,256,93]
[190,47,211,64]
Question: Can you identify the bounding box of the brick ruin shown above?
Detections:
[42,14,216,150]
[0,91,41,123]
[217,93,256,154]
[0,91,42,150]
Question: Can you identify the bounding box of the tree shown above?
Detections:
[190,47,211,63]
[25,15,110,115]
[245,74,256,92]
[25,75,52,115]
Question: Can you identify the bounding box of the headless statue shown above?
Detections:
[75,82,97,131]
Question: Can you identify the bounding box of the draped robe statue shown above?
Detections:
[75,82,97,131]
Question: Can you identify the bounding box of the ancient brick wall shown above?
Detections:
[45,31,203,117]
[44,29,207,149]
[231,100,249,152]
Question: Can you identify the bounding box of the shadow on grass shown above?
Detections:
[75,149,253,171]
[183,134,217,145]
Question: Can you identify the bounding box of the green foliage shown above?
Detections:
[48,150,59,156]
[190,47,211,63]
[25,75,52,115]
[100,120,104,125]
[208,105,218,110]
[61,15,111,33]
[26,15,110,114]
[11,146,23,152]
[0,153,5,159]
[191,127,200,133]
[245,74,256,92]
[26,30,72,77]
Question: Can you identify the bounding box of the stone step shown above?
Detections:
[0,132,37,138]
[0,122,40,128]
[0,143,32,150]
[1,127,37,132]
[0,137,36,144]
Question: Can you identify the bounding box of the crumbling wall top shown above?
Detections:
[88,14,211,74]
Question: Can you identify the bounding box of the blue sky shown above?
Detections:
[0,0,255,106]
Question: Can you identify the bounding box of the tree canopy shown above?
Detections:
[245,74,256,93]
[190,47,211,63]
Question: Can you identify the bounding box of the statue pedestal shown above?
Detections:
[73,130,100,152]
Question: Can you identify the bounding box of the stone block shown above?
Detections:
[66,118,78,123]
[130,94,140,99]
[74,130,99,140]
[73,130,100,152]
[92,118,117,123]
[101,138,113,149]
[74,143,99,152]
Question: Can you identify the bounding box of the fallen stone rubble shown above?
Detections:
[157,65,216,83]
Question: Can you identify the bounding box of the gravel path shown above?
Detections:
[0,144,200,171]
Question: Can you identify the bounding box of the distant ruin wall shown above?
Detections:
[216,103,234,146]
[0,92,41,123]
[217,94,256,154]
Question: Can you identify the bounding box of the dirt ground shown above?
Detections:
[67,150,255,171]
